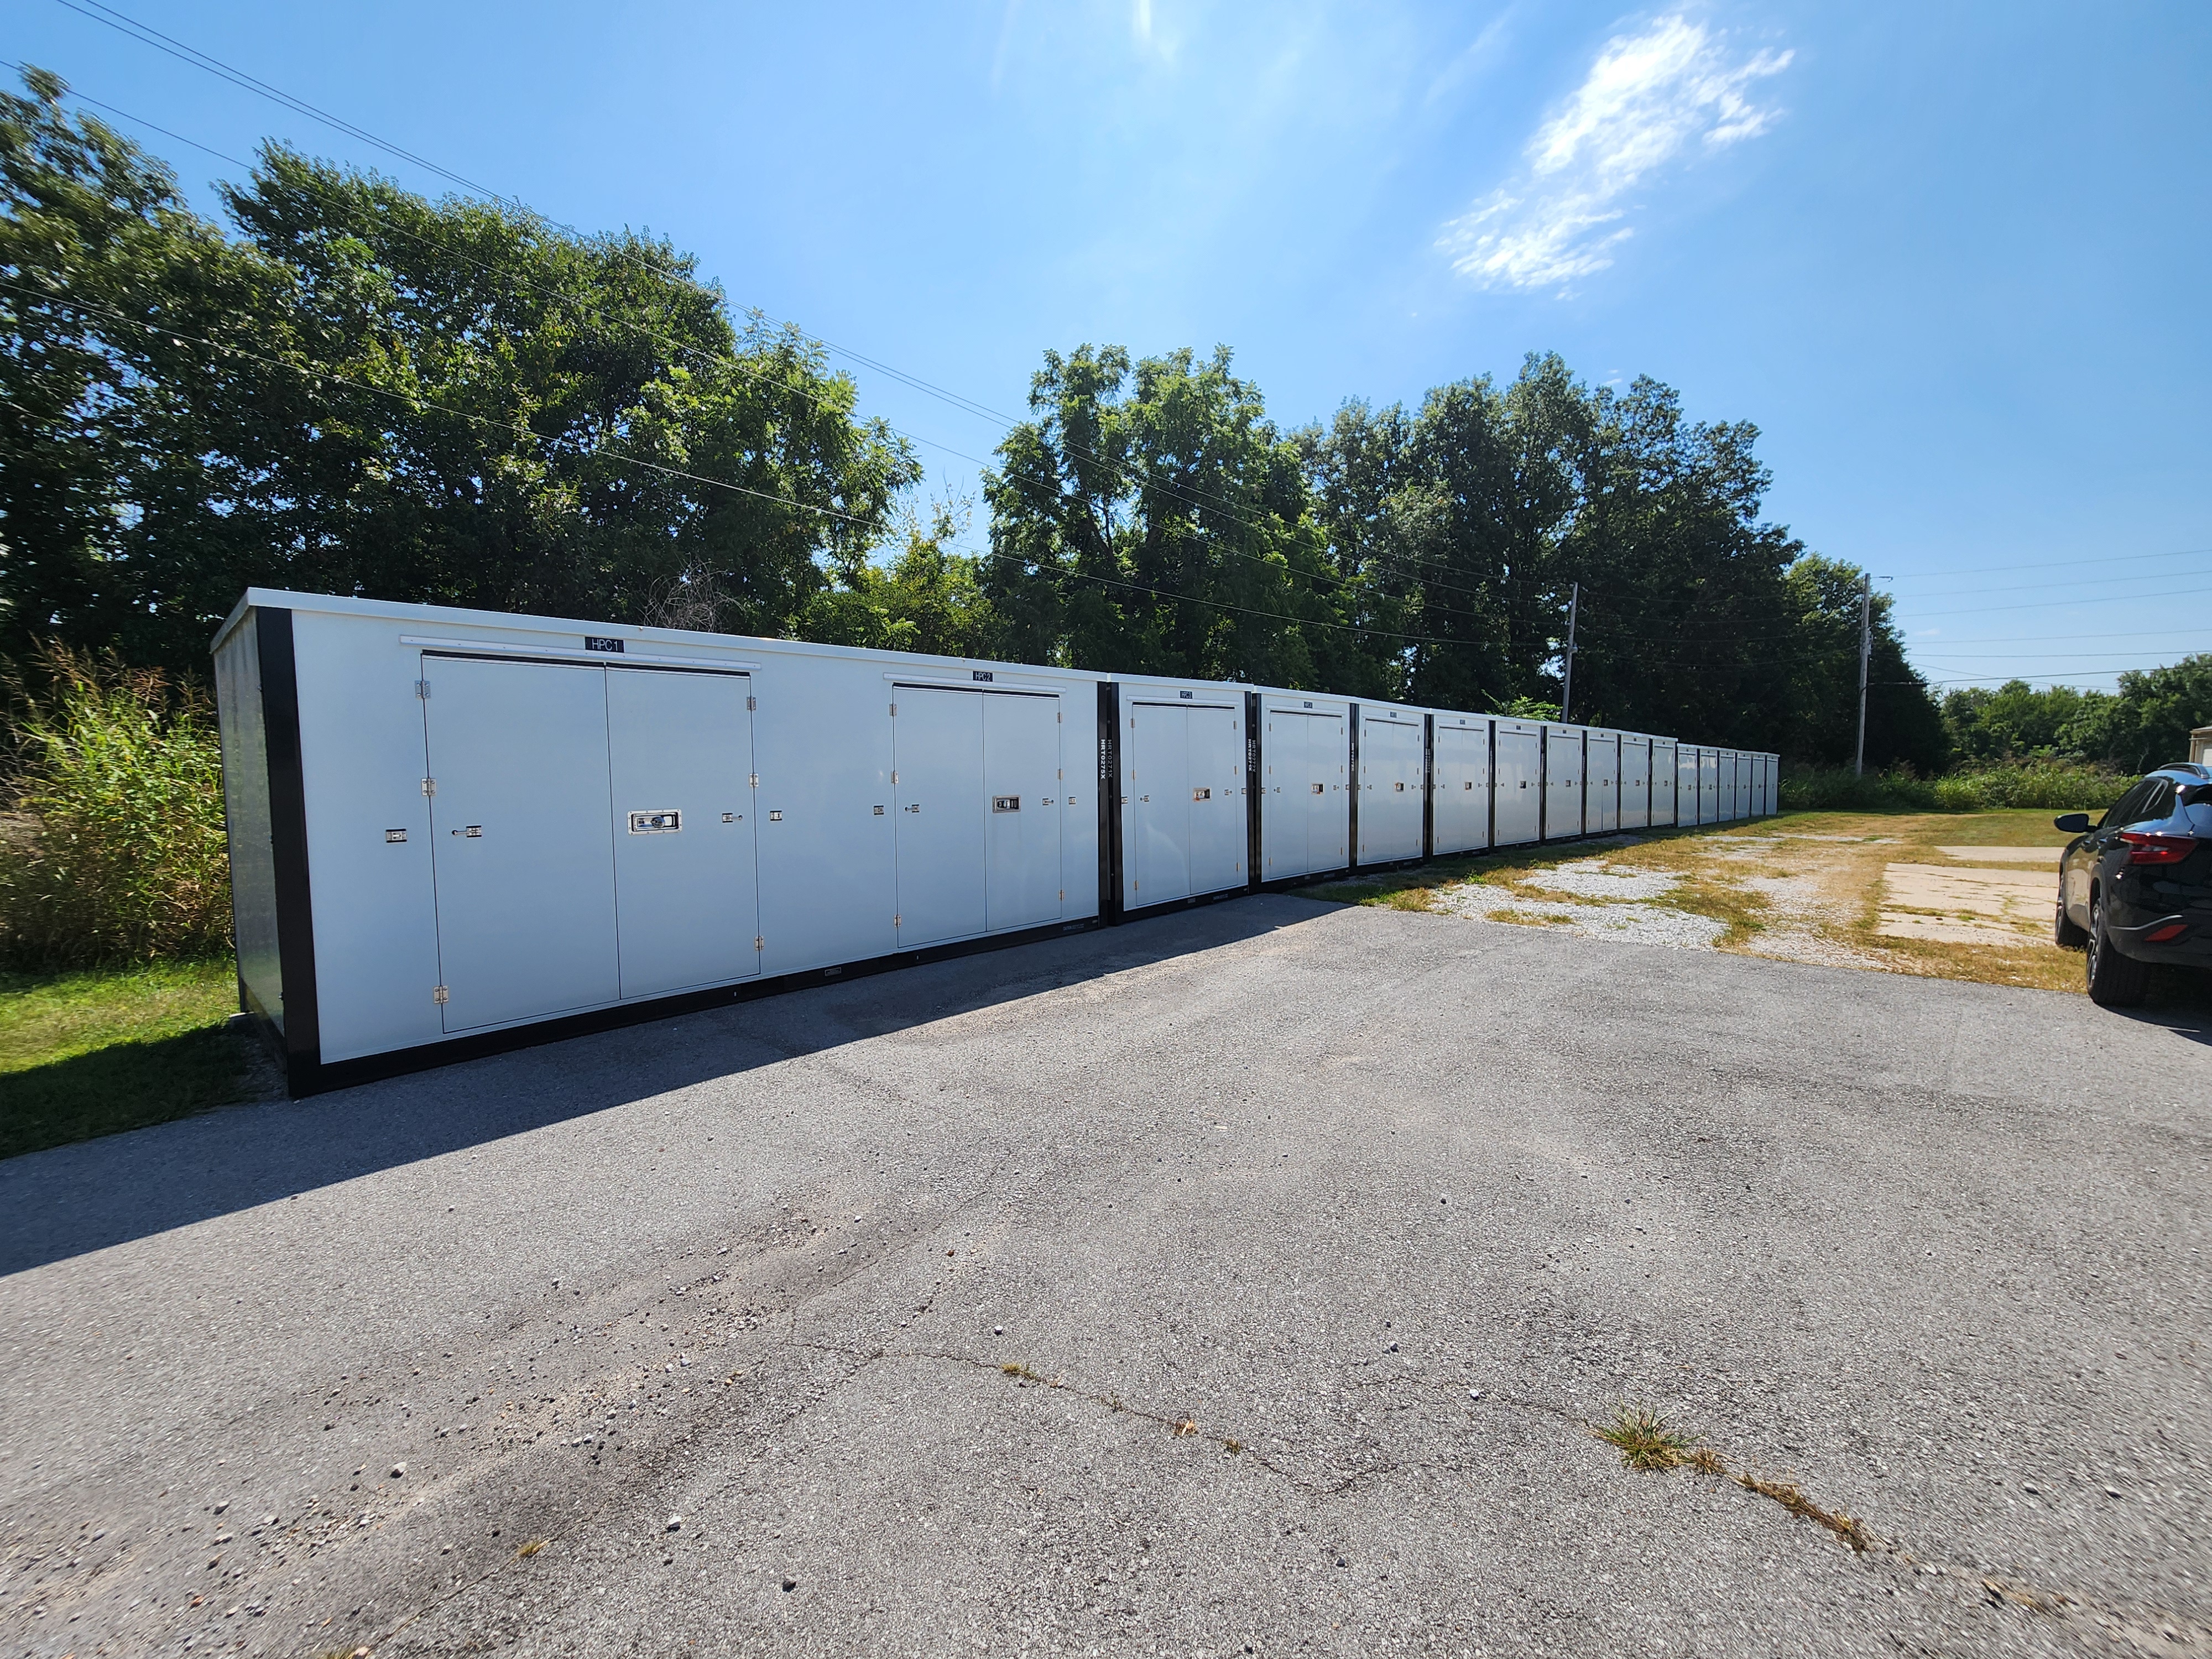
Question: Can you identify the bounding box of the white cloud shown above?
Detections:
[1438,14,1790,293]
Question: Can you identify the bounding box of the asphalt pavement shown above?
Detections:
[3,895,2208,1657]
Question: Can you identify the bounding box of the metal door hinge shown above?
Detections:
[421,778,436,796]
[747,695,757,711]
[893,914,901,927]
[415,679,431,700]
[889,702,898,716]
[754,935,765,951]
[749,773,759,788]
[432,985,448,1004]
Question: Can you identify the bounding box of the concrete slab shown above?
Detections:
[1934,847,2064,867]
[3,897,2205,1658]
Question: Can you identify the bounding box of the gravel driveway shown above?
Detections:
[3,895,2206,1657]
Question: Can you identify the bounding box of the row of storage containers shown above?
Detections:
[215,590,1778,1094]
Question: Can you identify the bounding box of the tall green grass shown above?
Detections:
[1,644,231,967]
[1778,760,2127,815]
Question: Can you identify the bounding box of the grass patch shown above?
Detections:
[0,956,260,1160]
[1593,1403,1703,1470]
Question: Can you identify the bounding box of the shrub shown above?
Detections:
[0,644,231,966]
[1778,760,2128,816]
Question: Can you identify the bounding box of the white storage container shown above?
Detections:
[1116,678,1250,912]
[1495,719,1543,846]
[1258,693,1350,880]
[1542,724,1585,841]
[1430,712,1493,854]
[214,590,1102,1093]
[1585,729,1621,834]
[1620,735,1651,831]
[1354,702,1426,865]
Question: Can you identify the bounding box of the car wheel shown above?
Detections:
[2054,895,2087,949]
[2086,889,2150,1008]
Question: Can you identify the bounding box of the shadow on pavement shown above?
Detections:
[0,898,1326,1276]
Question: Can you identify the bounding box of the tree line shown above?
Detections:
[1940,664,2212,775]
[2,67,1954,768]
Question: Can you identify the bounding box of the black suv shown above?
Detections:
[2055,761,2212,1005]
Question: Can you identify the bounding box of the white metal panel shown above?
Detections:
[1586,730,1621,834]
[1697,749,1719,825]
[1728,752,1749,821]
[1187,703,1247,897]
[1357,708,1425,864]
[1431,714,1491,854]
[893,687,987,947]
[984,692,1063,931]
[606,667,759,999]
[1123,696,1247,906]
[1125,700,1193,906]
[1651,739,1678,828]
[1620,736,1650,831]
[1543,725,1584,841]
[1495,721,1542,846]
[424,656,620,1033]
[1260,697,1349,879]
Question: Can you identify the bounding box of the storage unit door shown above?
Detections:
[1304,712,1350,874]
[894,689,987,946]
[425,656,620,1033]
[1187,703,1246,897]
[1431,722,1490,854]
[1698,751,1718,824]
[1358,715,1424,863]
[1495,728,1541,846]
[984,693,1063,931]
[1543,732,1583,841]
[1259,709,1306,879]
[606,667,760,1000]
[1621,738,1649,830]
[1734,755,1752,820]
[1651,743,1677,827]
[1588,737,1620,833]
[1125,701,1192,906]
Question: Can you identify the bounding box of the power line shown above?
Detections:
[1890,546,2212,580]
[32,71,1578,645]
[0,275,893,530]
[21,27,1538,615]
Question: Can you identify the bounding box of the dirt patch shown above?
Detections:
[1308,810,2103,994]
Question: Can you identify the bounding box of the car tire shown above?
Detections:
[2086,889,2150,1008]
[2055,897,2087,949]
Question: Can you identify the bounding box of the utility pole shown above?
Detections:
[1559,582,1580,723]
[1854,572,1872,777]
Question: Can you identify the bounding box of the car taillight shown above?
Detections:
[2120,831,2197,865]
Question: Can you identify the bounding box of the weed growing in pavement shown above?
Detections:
[515,1538,547,1558]
[1594,1403,1703,1470]
[1597,1399,1876,1551]
[1730,1471,1873,1551]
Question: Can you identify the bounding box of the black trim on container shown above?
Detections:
[1347,703,1363,867]
[1244,690,1262,893]
[1420,712,1435,860]
[1097,681,1121,925]
[1486,718,1498,851]
[299,916,1108,1098]
[257,607,325,1093]
[1537,727,1549,842]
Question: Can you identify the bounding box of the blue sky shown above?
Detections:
[12,1,2210,692]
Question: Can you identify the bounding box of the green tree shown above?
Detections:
[0,68,921,672]
[984,344,1344,686]
[1779,555,1947,773]
[799,496,1003,659]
